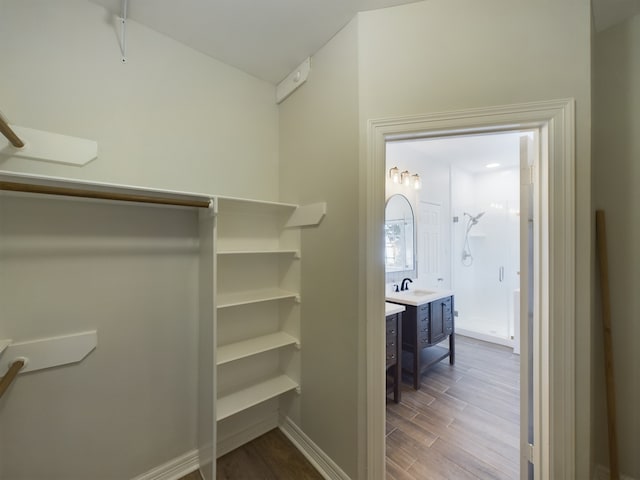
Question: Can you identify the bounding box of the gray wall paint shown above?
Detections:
[278,19,361,479]
[593,13,640,478]
[0,1,280,478]
[357,1,592,476]
[0,0,279,201]
[0,196,199,479]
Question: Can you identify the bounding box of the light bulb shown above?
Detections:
[412,174,421,190]
[401,170,411,186]
[389,166,400,183]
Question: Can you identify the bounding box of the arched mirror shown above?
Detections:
[385,194,416,276]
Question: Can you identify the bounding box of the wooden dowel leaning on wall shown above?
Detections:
[595,210,620,480]
[0,181,212,209]
[0,359,25,400]
[0,114,25,148]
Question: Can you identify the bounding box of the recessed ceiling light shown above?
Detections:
[485,163,500,168]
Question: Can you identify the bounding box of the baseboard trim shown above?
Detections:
[279,417,350,480]
[593,464,638,480]
[130,449,200,480]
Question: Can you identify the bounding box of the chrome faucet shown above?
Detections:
[400,278,413,291]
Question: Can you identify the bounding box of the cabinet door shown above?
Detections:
[430,299,447,344]
[400,306,414,350]
[417,303,430,348]
[444,296,454,335]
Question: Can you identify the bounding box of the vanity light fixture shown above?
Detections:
[412,173,422,190]
[389,166,400,183]
[388,166,422,190]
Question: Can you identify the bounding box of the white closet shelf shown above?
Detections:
[216,375,299,421]
[217,332,299,365]
[217,249,299,257]
[217,289,299,309]
[217,196,297,212]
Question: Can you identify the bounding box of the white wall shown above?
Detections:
[357,0,591,476]
[278,18,361,480]
[0,0,279,200]
[385,145,452,288]
[0,1,280,478]
[452,167,520,340]
[593,13,640,479]
[0,196,199,479]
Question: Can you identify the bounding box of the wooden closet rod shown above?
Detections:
[0,181,212,209]
[0,359,25,400]
[0,114,25,148]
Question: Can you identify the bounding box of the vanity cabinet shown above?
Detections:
[385,312,402,403]
[399,295,455,390]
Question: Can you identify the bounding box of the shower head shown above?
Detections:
[464,211,486,225]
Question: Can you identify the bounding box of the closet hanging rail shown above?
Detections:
[0,181,212,209]
[0,359,25,400]
[0,114,25,148]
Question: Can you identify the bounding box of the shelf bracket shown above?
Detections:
[295,386,302,395]
[285,202,326,228]
[0,331,97,375]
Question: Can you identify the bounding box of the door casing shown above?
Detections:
[362,99,576,479]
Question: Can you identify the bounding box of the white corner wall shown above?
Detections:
[0,1,280,479]
[0,0,279,201]
[278,18,361,480]
[593,13,640,479]
[357,0,591,477]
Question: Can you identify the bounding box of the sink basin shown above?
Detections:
[385,288,454,306]
[409,289,437,296]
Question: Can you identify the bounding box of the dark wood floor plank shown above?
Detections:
[386,458,418,480]
[216,429,323,480]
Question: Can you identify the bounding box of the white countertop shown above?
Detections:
[385,302,406,316]
[385,288,454,307]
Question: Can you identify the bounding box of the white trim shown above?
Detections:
[279,417,351,480]
[130,450,200,480]
[364,99,576,479]
[593,464,638,480]
[455,328,514,349]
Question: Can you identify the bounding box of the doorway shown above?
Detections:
[384,130,529,478]
[364,100,576,479]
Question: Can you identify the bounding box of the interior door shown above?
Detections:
[418,201,444,287]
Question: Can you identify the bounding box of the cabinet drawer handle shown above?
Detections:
[389,329,395,334]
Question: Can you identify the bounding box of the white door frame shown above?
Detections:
[363,99,575,479]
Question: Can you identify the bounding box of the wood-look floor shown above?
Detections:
[178,429,322,480]
[386,335,520,480]
[215,428,324,480]
[181,335,519,480]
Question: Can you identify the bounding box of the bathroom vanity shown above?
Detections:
[385,302,405,403]
[386,289,455,390]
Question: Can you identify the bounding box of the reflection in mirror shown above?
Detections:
[385,194,415,275]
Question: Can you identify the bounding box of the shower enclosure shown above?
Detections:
[451,168,520,346]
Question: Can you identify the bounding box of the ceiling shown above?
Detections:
[592,0,640,31]
[91,0,421,84]
[387,132,525,175]
[91,0,638,84]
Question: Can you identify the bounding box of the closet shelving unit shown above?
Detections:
[213,196,323,457]
[0,171,325,473]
